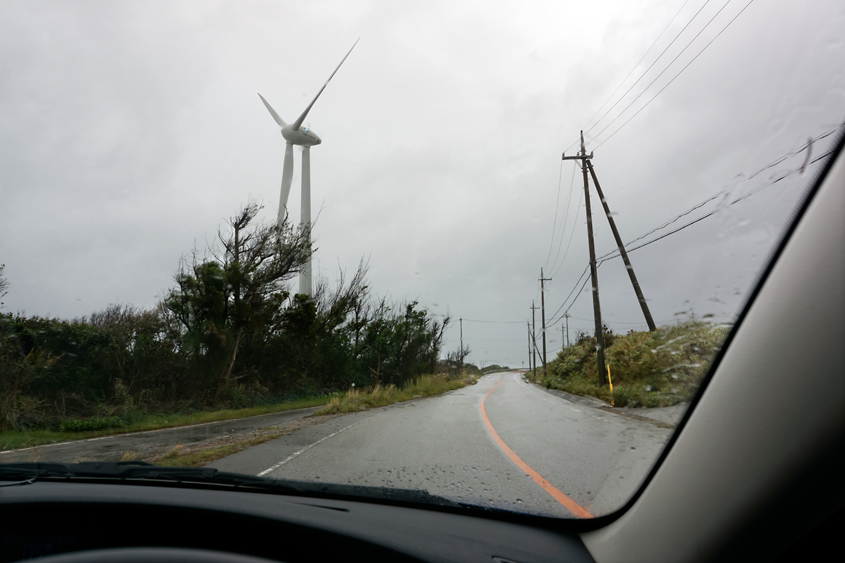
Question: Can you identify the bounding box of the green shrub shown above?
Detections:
[612,386,630,407]
[542,321,730,407]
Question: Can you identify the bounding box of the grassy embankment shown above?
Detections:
[0,396,330,452]
[530,321,730,408]
[144,374,473,467]
[316,374,472,415]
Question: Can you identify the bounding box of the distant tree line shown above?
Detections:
[0,206,452,431]
[480,364,510,374]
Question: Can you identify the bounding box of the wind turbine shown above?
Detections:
[258,39,358,297]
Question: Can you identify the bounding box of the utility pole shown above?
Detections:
[540,268,552,378]
[459,317,464,374]
[586,161,656,331]
[561,325,565,352]
[527,322,533,375]
[564,313,570,348]
[562,131,607,386]
[530,301,539,376]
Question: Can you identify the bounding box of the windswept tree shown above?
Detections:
[354,299,450,387]
[84,304,177,402]
[164,204,312,397]
[271,260,370,390]
[444,345,471,376]
[0,264,8,309]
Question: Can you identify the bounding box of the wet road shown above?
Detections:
[210,373,672,518]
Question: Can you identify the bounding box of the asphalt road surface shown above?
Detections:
[211,373,673,518]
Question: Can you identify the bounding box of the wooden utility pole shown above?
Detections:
[586,161,656,331]
[459,317,463,373]
[530,301,539,376]
[562,131,607,386]
[527,322,532,374]
[540,268,552,378]
[564,312,570,348]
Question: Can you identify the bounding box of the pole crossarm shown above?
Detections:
[562,152,593,161]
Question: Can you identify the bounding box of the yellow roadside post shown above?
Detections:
[607,364,614,406]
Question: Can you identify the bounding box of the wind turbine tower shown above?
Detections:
[258,39,358,297]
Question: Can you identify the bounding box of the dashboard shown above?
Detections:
[0,481,595,563]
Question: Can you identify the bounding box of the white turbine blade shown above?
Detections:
[292,38,359,131]
[258,93,287,127]
[278,143,294,225]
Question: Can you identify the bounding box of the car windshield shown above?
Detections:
[1,0,842,519]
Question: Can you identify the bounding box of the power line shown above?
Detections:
[594,0,756,150]
[462,318,526,324]
[593,126,839,264]
[551,253,629,325]
[543,160,566,270]
[546,263,591,325]
[599,148,836,260]
[585,0,714,140]
[550,166,585,279]
[547,162,578,275]
[598,131,838,262]
[602,193,721,257]
[561,0,707,155]
[590,0,735,146]
[581,0,694,133]
[566,315,647,325]
[554,274,592,325]
[745,128,839,181]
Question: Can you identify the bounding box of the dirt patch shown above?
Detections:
[598,406,676,429]
[144,414,346,466]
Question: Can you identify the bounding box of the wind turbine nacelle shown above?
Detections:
[282,124,321,146]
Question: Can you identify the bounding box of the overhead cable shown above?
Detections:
[581,0,694,133]
[462,318,527,324]
[590,0,736,146]
[593,0,756,150]
[595,126,838,258]
[550,168,585,279]
[544,160,566,270]
[547,162,579,274]
[585,0,714,139]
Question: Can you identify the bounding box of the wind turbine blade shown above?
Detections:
[292,38,359,131]
[258,93,287,127]
[278,142,294,225]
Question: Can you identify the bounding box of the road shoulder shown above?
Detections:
[528,379,686,428]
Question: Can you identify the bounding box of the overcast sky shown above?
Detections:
[1,0,843,367]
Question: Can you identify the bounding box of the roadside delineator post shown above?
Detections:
[607,364,614,406]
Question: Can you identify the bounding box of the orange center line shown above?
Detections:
[480,374,593,519]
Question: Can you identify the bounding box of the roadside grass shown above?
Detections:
[154,440,256,468]
[151,424,305,467]
[316,374,471,415]
[0,396,330,452]
[155,445,245,467]
[534,321,731,408]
